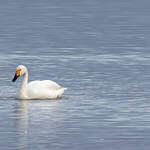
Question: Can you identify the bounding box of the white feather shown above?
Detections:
[13,65,67,99]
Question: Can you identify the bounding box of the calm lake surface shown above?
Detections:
[0,0,150,150]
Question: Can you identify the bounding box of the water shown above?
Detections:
[0,0,150,149]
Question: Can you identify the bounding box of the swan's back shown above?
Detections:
[28,80,62,90]
[27,80,67,99]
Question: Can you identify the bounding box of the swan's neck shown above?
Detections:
[18,71,28,99]
[21,72,28,89]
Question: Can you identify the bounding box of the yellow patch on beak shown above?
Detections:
[16,69,20,76]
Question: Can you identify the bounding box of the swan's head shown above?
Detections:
[12,65,27,82]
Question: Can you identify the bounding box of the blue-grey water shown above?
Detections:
[0,0,150,150]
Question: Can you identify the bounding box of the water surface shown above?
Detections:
[0,0,150,150]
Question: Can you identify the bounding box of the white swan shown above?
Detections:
[12,65,67,99]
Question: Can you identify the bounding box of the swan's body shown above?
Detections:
[12,65,67,99]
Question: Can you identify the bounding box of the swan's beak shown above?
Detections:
[12,69,20,82]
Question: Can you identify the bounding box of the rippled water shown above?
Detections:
[0,0,150,150]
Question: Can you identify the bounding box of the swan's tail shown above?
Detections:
[63,88,67,91]
[57,87,67,98]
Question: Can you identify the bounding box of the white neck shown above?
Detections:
[18,70,28,99]
[21,72,28,89]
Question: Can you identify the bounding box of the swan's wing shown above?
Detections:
[27,80,66,99]
[27,80,62,90]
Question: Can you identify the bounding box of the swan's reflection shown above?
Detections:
[15,100,28,149]
[15,99,61,149]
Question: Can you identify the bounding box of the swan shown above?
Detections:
[12,65,67,99]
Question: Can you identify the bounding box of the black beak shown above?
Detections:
[12,74,19,82]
